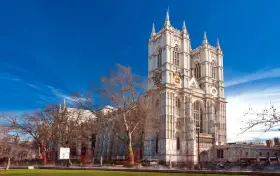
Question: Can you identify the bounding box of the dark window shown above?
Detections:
[177,137,180,150]
[173,45,179,66]
[259,152,262,156]
[155,137,159,154]
[175,98,180,108]
[211,62,216,79]
[217,149,224,158]
[194,63,201,79]
[157,49,162,68]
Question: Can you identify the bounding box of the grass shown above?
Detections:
[0,169,244,176]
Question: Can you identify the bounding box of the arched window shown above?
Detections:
[175,97,180,108]
[176,137,180,150]
[173,45,179,66]
[210,61,216,79]
[194,63,201,79]
[157,48,162,68]
[194,101,203,133]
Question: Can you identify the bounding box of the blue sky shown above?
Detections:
[1,0,280,142]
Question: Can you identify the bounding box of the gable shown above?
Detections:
[189,77,199,89]
[188,77,205,93]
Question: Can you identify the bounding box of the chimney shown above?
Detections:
[274,137,280,145]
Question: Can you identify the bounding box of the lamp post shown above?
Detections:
[197,125,200,169]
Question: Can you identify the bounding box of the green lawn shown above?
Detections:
[0,169,243,176]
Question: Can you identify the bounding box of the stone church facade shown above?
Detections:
[89,10,227,165]
[144,10,227,164]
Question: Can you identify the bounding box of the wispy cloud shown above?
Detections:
[0,71,74,105]
[225,68,280,87]
[226,85,280,142]
[47,85,84,103]
[38,95,54,102]
[3,63,28,73]
[0,73,21,81]
[27,83,43,91]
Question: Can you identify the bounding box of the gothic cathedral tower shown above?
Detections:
[146,10,227,165]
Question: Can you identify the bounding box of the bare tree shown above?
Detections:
[0,127,31,170]
[71,92,113,166]
[44,103,96,166]
[93,110,110,166]
[241,103,280,135]
[77,64,158,165]
[0,110,53,165]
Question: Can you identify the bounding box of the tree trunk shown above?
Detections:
[127,132,134,165]
[5,157,11,170]
[40,144,47,165]
[100,155,103,167]
[42,151,47,165]
[67,159,72,167]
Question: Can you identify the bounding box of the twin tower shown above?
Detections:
[145,10,227,164]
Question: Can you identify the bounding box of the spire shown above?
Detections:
[63,98,67,110]
[164,8,170,26]
[204,31,207,40]
[216,38,221,50]
[203,31,208,44]
[182,20,187,33]
[151,23,156,37]
[216,38,220,47]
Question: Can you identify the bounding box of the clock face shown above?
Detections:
[173,72,181,85]
[211,87,217,96]
[153,71,162,88]
[175,77,180,84]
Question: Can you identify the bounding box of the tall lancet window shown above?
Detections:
[194,101,203,133]
[176,137,180,150]
[173,45,179,66]
[157,48,162,68]
[175,97,180,116]
[155,136,159,154]
[194,63,201,79]
[210,61,216,79]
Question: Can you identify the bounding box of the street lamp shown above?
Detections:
[196,125,200,169]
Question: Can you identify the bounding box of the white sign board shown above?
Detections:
[59,147,70,160]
